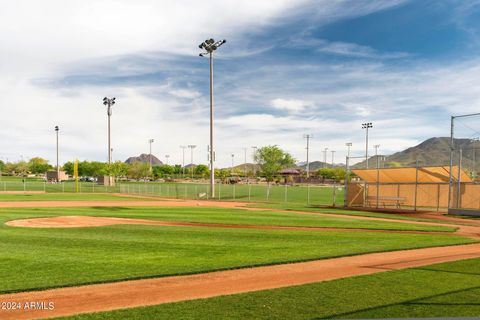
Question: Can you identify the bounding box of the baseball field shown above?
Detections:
[0,193,479,319]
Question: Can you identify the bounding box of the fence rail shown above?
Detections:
[0,181,344,206]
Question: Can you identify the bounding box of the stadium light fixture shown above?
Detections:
[362,122,373,169]
[199,38,227,198]
[165,154,170,165]
[102,97,116,164]
[345,142,352,159]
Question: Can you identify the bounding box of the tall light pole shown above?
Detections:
[231,153,235,169]
[362,122,373,169]
[252,146,258,177]
[149,139,154,171]
[331,150,336,166]
[102,97,116,164]
[303,134,312,177]
[188,145,196,179]
[180,146,186,177]
[199,38,226,198]
[55,126,59,179]
[323,148,328,168]
[165,155,170,165]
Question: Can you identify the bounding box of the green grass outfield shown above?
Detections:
[0,193,151,201]
[0,206,472,293]
[249,203,445,222]
[1,206,455,232]
[61,257,480,319]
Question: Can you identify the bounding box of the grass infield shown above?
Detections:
[0,206,472,293]
[60,257,480,319]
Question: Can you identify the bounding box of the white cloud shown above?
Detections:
[271,98,311,112]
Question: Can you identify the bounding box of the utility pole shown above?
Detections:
[303,134,312,177]
[345,142,352,159]
[180,146,186,177]
[243,147,247,178]
[148,139,154,171]
[331,150,335,166]
[188,145,196,179]
[251,146,258,178]
[165,155,170,165]
[55,126,59,179]
[323,148,328,168]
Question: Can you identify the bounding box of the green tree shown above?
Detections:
[0,160,5,173]
[317,167,346,182]
[194,164,209,178]
[215,168,230,183]
[106,161,129,181]
[28,157,51,174]
[127,161,151,180]
[172,164,182,175]
[255,145,295,183]
[152,165,174,179]
[13,161,29,176]
[63,162,74,175]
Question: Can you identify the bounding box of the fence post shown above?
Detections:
[344,156,349,207]
[333,182,336,207]
[23,180,26,192]
[44,181,46,192]
[3,181,5,192]
[233,184,236,200]
[184,185,187,199]
[284,184,287,202]
[414,160,419,211]
[436,184,441,212]
[219,183,221,200]
[62,182,64,193]
[93,183,95,193]
[457,149,462,209]
[248,182,251,202]
[195,185,197,199]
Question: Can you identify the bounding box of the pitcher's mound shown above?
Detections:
[5,216,168,228]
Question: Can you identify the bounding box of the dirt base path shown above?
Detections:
[5,215,453,236]
[0,199,250,209]
[1,243,480,320]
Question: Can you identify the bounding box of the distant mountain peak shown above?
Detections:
[125,153,163,165]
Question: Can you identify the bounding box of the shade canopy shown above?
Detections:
[352,166,472,183]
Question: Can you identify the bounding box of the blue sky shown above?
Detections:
[1,0,480,166]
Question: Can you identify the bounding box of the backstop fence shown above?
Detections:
[345,148,480,213]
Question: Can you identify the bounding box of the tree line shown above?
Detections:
[0,146,348,182]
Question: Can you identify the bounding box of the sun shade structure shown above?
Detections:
[352,166,472,184]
